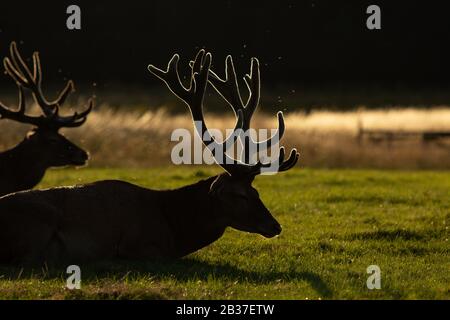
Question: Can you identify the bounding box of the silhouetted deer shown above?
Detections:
[0,42,93,197]
[0,50,298,265]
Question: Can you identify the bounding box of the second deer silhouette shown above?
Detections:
[0,50,298,265]
[0,42,93,197]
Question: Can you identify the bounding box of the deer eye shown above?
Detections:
[237,194,248,200]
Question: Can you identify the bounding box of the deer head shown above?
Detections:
[149,50,299,238]
[0,42,93,167]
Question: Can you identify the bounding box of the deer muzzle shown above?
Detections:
[259,221,282,238]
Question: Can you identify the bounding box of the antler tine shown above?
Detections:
[32,51,75,111]
[51,98,94,128]
[148,54,192,103]
[3,55,27,88]
[242,57,260,121]
[241,57,282,153]
[5,42,53,114]
[148,51,210,119]
[5,43,73,113]
[209,54,298,175]
[0,85,46,127]
[191,49,205,76]
[7,42,34,84]
[208,55,285,155]
[2,42,93,129]
[32,51,41,85]
[244,58,285,152]
[279,149,300,171]
[149,51,247,174]
[246,147,300,176]
[208,55,245,119]
[149,51,213,143]
[255,111,286,152]
[208,55,258,128]
[190,53,244,147]
[208,55,252,163]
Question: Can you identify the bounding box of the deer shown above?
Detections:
[0,50,299,265]
[0,42,93,197]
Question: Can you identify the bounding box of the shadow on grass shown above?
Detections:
[324,194,415,205]
[346,228,445,241]
[0,258,333,298]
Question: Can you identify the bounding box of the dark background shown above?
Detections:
[1,0,449,108]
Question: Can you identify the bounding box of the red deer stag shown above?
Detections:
[0,42,93,197]
[0,50,298,265]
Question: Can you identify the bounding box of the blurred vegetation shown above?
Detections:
[1,102,449,169]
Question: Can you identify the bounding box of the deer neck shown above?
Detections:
[0,138,49,193]
[162,176,228,257]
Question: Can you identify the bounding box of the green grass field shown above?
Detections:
[0,167,448,299]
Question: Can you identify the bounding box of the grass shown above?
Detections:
[0,166,449,300]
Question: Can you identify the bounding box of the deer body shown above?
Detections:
[0,50,297,265]
[0,177,253,264]
[0,140,47,196]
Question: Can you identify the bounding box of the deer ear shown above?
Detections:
[244,175,255,184]
[209,174,229,195]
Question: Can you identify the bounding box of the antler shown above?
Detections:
[148,50,244,162]
[207,55,285,159]
[1,42,93,129]
[0,84,46,127]
[207,54,298,174]
[148,50,299,176]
